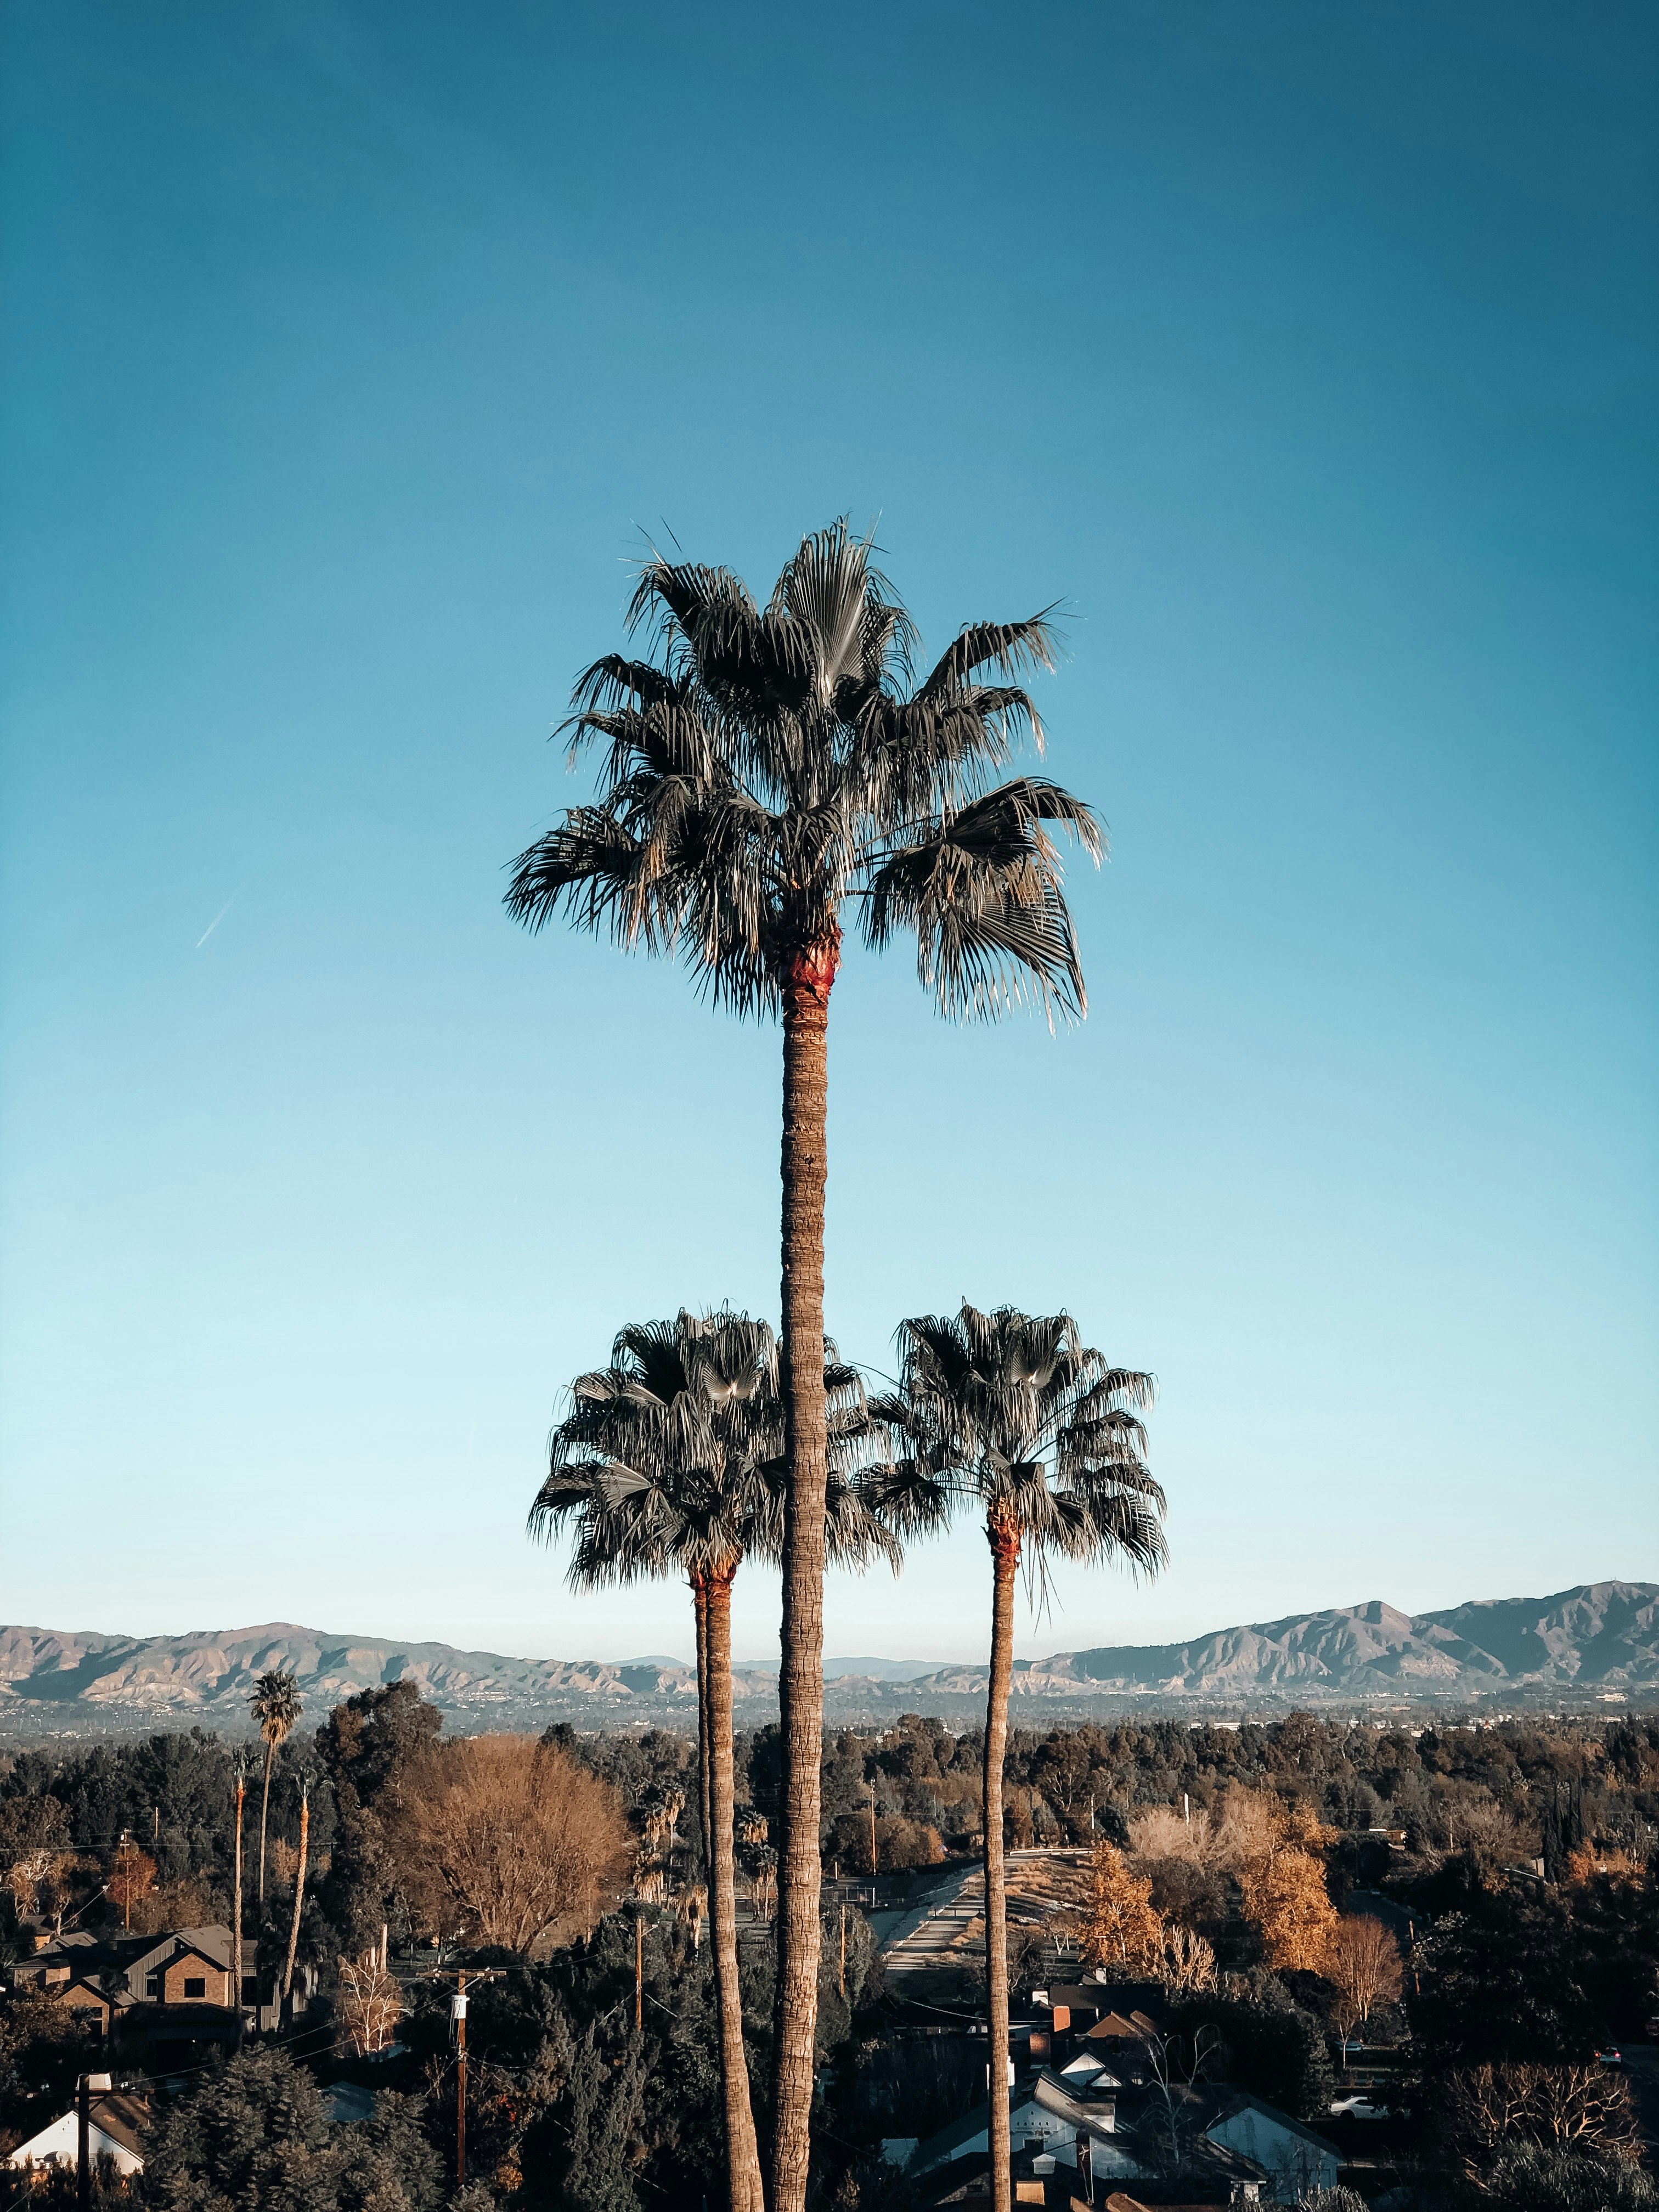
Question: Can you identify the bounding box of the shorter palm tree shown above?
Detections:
[250,1669,303,1905]
[231,1760,247,2013]
[530,1308,898,2212]
[282,1777,309,2006]
[870,1303,1165,2212]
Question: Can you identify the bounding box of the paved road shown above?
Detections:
[877,1848,1089,1983]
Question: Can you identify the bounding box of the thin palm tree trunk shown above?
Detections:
[982,1510,1019,2212]
[232,1771,246,2024]
[692,1572,713,1877]
[771,937,837,2212]
[706,1561,765,2212]
[282,1786,309,2004]
[258,1739,275,1904]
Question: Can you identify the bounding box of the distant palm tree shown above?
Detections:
[249,1669,303,1905]
[870,1304,1165,2212]
[282,1777,309,2006]
[505,522,1099,2212]
[530,1307,897,2212]
[231,1760,246,2014]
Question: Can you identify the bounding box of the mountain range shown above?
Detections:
[1,1583,1652,1738]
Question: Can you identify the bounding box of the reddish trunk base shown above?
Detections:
[781,930,840,1006]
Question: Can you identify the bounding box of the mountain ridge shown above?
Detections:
[1,1582,1652,1736]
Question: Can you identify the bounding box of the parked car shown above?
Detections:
[1595,2046,1623,2068]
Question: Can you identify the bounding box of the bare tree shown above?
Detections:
[1159,1923,1217,1993]
[1328,1915,1403,2049]
[400,1736,629,1954]
[337,1947,404,2055]
[1444,2063,1643,2175]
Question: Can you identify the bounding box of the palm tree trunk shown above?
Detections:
[692,1572,713,1877]
[982,1508,1020,2212]
[282,1787,309,2004]
[232,1771,246,2023]
[706,1560,765,2212]
[258,1739,275,1904]
[771,933,838,2212]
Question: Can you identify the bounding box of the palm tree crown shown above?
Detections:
[251,1669,303,1746]
[871,1302,1166,1577]
[504,520,1100,1022]
[529,1308,896,1582]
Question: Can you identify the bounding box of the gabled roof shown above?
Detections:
[4,2092,151,2167]
[1084,2009,1160,2042]
[1205,2087,1340,2157]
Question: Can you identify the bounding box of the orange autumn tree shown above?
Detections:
[1082,1840,1164,1974]
[106,1841,156,1932]
[1233,1797,1339,1972]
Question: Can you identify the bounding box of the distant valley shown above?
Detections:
[1,1581,1652,1740]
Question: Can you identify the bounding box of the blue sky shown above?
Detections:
[2,1,1654,1667]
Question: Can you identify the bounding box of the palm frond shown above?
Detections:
[918,612,1062,698]
[862,776,1099,1023]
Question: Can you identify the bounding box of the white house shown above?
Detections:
[911,2068,1339,2204]
[5,2093,149,2176]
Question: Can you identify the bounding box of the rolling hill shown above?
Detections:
[0,1581,1651,1738]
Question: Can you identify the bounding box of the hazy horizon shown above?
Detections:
[5,1571,1651,1674]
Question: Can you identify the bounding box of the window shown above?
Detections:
[145,1974,161,1997]
[241,1976,258,2005]
[183,1977,205,2000]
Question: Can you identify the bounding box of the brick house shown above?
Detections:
[12,1927,276,2042]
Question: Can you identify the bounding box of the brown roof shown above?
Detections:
[89,2095,151,2160]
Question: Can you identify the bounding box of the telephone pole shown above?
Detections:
[838,1903,847,2001]
[634,1914,645,2034]
[77,2073,111,2212]
[451,1974,468,2191]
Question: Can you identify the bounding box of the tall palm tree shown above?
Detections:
[869,1304,1166,2212]
[231,1760,246,2018]
[282,1777,309,2007]
[505,523,1099,2211]
[249,1669,303,1905]
[529,1308,896,2212]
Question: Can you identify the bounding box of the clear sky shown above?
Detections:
[2,1,1654,1670]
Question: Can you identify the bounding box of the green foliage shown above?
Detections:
[314,1681,442,1953]
[138,2047,442,2212]
[1166,1989,1335,2122]
[401,1910,736,2208]
[0,1990,86,2134]
[1408,1895,1603,2067]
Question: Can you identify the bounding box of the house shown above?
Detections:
[11,1927,278,2051]
[1198,2092,1341,2201]
[4,2091,150,2176]
[911,2068,1335,2204]
[911,2142,1257,2209]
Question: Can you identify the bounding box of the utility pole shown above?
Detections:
[452,1973,468,2191]
[839,1903,847,2001]
[634,1913,645,2034]
[77,2072,111,2212]
[868,1791,877,1880]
